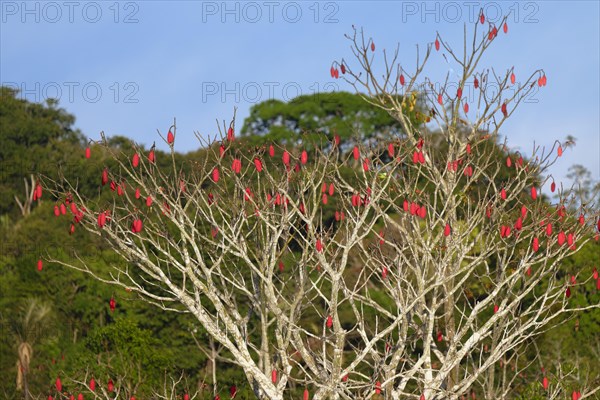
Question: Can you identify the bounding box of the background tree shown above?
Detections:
[240,91,424,148]
[563,163,600,211]
[0,96,210,398]
[11,299,53,400]
[0,87,83,218]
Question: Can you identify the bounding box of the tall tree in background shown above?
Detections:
[564,163,600,211]
[11,299,53,400]
[240,91,424,147]
[42,13,599,400]
[0,87,84,218]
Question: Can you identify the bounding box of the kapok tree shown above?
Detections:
[42,12,599,400]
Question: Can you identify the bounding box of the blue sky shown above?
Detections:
[2,1,598,187]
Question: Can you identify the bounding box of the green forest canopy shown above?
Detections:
[0,86,598,399]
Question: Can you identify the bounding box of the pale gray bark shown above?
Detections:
[45,15,600,400]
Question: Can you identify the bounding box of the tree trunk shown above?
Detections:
[211,337,217,398]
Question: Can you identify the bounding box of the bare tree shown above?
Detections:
[563,163,600,211]
[43,12,599,400]
[15,175,42,217]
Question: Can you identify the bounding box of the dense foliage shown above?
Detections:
[0,86,598,399]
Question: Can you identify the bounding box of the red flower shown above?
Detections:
[253,158,263,172]
[301,150,308,165]
[444,223,451,237]
[514,217,522,230]
[532,237,539,252]
[131,219,143,233]
[558,231,566,246]
[232,158,242,174]
[271,369,277,384]
[98,212,107,228]
[316,239,323,253]
[282,150,290,166]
